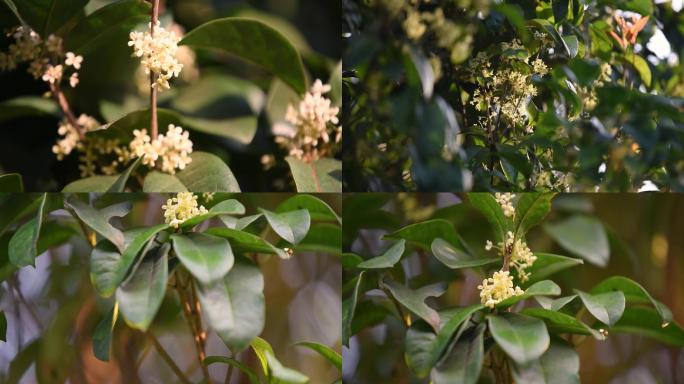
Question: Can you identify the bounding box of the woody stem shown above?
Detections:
[49,82,85,140]
[149,0,160,140]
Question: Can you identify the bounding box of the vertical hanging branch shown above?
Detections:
[149,0,160,140]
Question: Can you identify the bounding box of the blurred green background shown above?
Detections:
[342,193,684,383]
[0,193,341,383]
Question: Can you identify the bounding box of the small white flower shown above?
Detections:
[69,72,79,88]
[477,270,524,308]
[485,240,494,251]
[495,193,516,218]
[128,21,183,92]
[41,64,63,84]
[162,192,208,228]
[129,125,194,174]
[65,52,83,69]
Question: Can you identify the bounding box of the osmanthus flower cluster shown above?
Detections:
[343,193,683,383]
[128,21,183,91]
[162,192,208,228]
[130,125,194,174]
[274,79,341,161]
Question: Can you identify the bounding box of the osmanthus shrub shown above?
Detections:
[0,192,342,383]
[0,0,342,192]
[343,0,684,192]
[342,193,684,383]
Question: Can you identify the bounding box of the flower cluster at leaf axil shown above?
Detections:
[477,270,524,308]
[274,79,341,161]
[129,21,183,91]
[130,125,194,174]
[0,26,83,88]
[162,192,208,228]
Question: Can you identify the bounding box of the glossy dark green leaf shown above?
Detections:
[175,152,241,192]
[342,271,364,346]
[180,18,306,94]
[521,308,604,340]
[62,176,119,192]
[66,196,125,252]
[260,208,310,245]
[512,339,580,384]
[431,238,499,269]
[197,258,264,352]
[562,35,579,58]
[385,219,458,250]
[90,224,168,297]
[116,244,170,331]
[535,295,578,312]
[293,342,341,370]
[179,199,246,229]
[8,194,47,267]
[171,233,234,284]
[357,240,405,269]
[64,0,150,54]
[524,253,583,285]
[203,356,260,384]
[468,194,511,241]
[497,280,561,309]
[0,174,23,192]
[552,0,569,23]
[92,305,118,362]
[381,278,444,331]
[286,157,342,193]
[610,307,684,347]
[0,194,42,237]
[142,172,188,192]
[15,0,88,36]
[0,97,59,124]
[514,194,554,238]
[1,0,24,24]
[106,158,141,193]
[276,195,340,224]
[292,223,341,255]
[575,289,625,326]
[488,313,550,364]
[431,324,485,384]
[543,215,609,267]
[591,276,672,324]
[205,227,287,259]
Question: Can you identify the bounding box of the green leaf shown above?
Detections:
[497,280,561,309]
[575,290,625,326]
[293,342,341,370]
[116,244,169,331]
[197,258,264,352]
[329,61,342,106]
[8,194,47,267]
[535,295,578,312]
[431,324,486,384]
[1,0,25,25]
[251,336,274,376]
[561,35,579,58]
[342,271,364,346]
[512,339,580,384]
[468,194,511,242]
[591,276,672,324]
[179,199,246,229]
[543,215,609,267]
[488,313,550,365]
[64,0,150,55]
[610,307,684,347]
[175,152,241,192]
[106,158,141,193]
[260,208,310,245]
[431,238,499,269]
[180,18,306,94]
[524,253,583,285]
[171,233,234,284]
[292,223,341,255]
[265,350,309,384]
[92,305,118,362]
[205,227,287,259]
[90,224,168,297]
[62,176,119,192]
[521,308,604,340]
[0,174,23,192]
[381,278,444,331]
[0,311,6,342]
[357,240,405,269]
[15,0,88,36]
[620,53,652,87]
[203,356,260,384]
[552,0,570,24]
[0,97,59,124]
[66,196,125,252]
[276,195,340,224]
[405,304,483,378]
[0,195,42,237]
[142,172,188,192]
[385,219,458,250]
[514,194,554,238]
[286,157,342,193]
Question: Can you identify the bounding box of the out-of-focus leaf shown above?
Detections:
[92,305,118,362]
[488,313,550,365]
[0,174,23,192]
[431,324,486,384]
[620,53,651,87]
[0,311,6,342]
[265,350,309,383]
[62,176,119,192]
[543,215,609,267]
[291,223,341,255]
[106,158,141,193]
[342,271,364,346]
[591,276,672,324]
[0,97,60,124]
[203,356,260,384]
[15,0,88,36]
[286,157,342,193]
[512,339,580,384]
[8,194,47,267]
[610,307,684,347]
[523,253,583,285]
[385,219,458,250]
[357,240,405,269]
[293,342,341,370]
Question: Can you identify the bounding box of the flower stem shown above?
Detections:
[49,82,85,140]
[149,0,160,140]
[147,332,192,384]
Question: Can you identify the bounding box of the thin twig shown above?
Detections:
[175,270,211,382]
[49,82,85,140]
[8,277,43,332]
[147,332,193,384]
[149,0,160,139]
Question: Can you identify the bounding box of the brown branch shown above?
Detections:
[175,270,211,382]
[149,0,160,140]
[147,332,192,384]
[49,82,85,140]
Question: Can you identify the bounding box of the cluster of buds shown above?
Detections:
[495,193,515,218]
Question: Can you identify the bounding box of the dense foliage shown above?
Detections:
[0,0,342,192]
[0,192,342,383]
[342,193,684,382]
[343,0,684,191]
